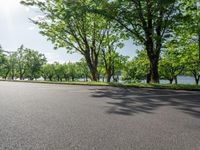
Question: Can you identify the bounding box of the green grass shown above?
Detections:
[122,83,200,90]
[1,79,200,90]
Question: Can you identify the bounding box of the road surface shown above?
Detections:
[0,81,200,150]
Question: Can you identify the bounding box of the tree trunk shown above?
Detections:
[107,73,112,83]
[169,78,173,84]
[195,78,199,85]
[19,71,24,80]
[149,57,160,83]
[145,2,160,84]
[174,76,178,84]
[145,35,160,83]
[192,71,199,85]
[5,71,9,79]
[91,68,99,82]
[106,69,112,83]
[84,54,99,81]
[20,74,23,80]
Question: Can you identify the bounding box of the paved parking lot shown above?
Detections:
[0,81,200,150]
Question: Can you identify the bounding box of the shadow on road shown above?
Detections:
[90,87,200,118]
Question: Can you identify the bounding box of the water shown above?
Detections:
[160,76,196,85]
[140,76,197,85]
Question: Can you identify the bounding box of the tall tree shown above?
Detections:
[100,27,125,82]
[177,0,200,84]
[21,0,123,81]
[87,0,179,83]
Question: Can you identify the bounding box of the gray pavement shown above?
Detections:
[0,81,200,150]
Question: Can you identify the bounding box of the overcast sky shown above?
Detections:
[0,0,140,63]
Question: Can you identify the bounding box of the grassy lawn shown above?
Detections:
[1,79,200,91]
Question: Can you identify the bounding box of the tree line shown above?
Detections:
[0,43,199,84]
[0,45,46,80]
[20,0,199,84]
[1,0,199,84]
[124,45,200,85]
[0,45,127,82]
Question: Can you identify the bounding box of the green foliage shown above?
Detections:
[15,45,27,79]
[159,45,186,84]
[23,49,47,80]
[0,0,199,85]
[86,0,180,83]
[76,59,91,81]
[184,42,200,84]
[0,46,7,75]
[122,50,149,83]
[0,45,46,80]
[40,60,91,82]
[41,64,55,81]
[21,0,125,81]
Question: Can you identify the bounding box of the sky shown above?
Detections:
[0,0,140,63]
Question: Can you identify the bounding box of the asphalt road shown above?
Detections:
[0,81,200,150]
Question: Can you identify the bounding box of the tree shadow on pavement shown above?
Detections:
[90,87,200,118]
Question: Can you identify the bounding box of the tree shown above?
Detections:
[121,60,138,83]
[0,46,11,79]
[68,62,77,81]
[159,43,186,84]
[21,0,123,82]
[122,50,149,83]
[134,50,150,82]
[175,0,200,84]
[3,53,17,80]
[41,64,55,81]
[184,43,200,85]
[87,0,179,83]
[100,29,125,82]
[63,63,70,81]
[0,46,6,76]
[77,59,91,81]
[15,45,27,80]
[0,46,5,65]
[54,62,65,81]
[179,0,200,61]
[24,49,46,80]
